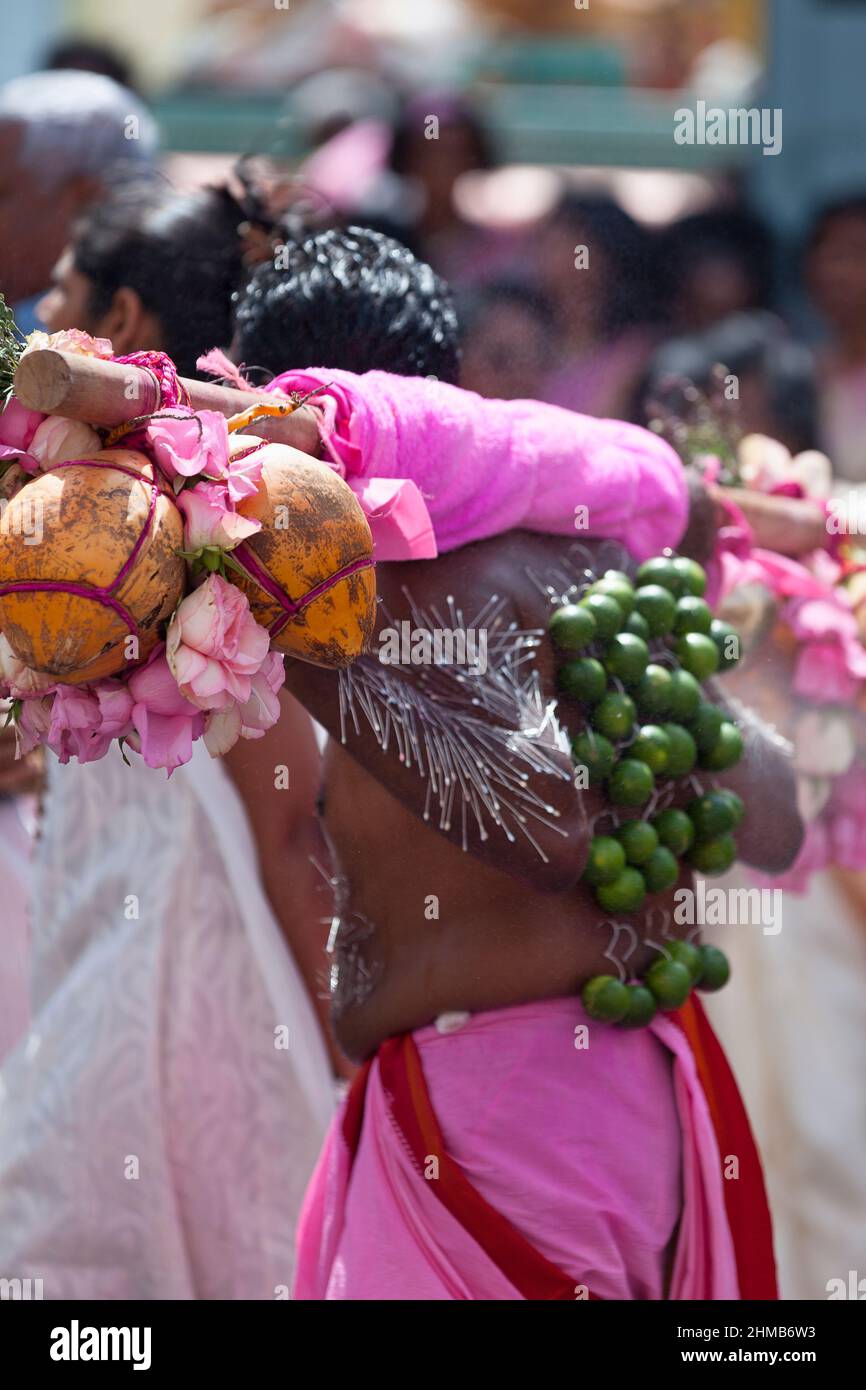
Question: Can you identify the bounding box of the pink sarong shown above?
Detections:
[294,996,776,1301]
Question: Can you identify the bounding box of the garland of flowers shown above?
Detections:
[0,327,289,774]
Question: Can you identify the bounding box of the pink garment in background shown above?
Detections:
[266,369,689,560]
[294,998,739,1300]
[0,797,34,1060]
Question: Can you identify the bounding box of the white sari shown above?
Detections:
[0,745,334,1299]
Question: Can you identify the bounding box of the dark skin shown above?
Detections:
[284,530,804,1063]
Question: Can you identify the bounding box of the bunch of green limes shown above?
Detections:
[548,552,739,1024]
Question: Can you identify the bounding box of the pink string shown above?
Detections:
[233,541,374,638]
[0,458,180,646]
[112,351,190,409]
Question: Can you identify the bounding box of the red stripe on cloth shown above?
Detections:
[672,996,778,1300]
[377,1034,594,1301]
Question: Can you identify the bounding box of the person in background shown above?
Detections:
[661,208,774,335]
[534,193,658,419]
[37,182,246,379]
[0,70,156,334]
[634,310,820,457]
[42,36,138,93]
[805,193,866,483]
[458,279,560,401]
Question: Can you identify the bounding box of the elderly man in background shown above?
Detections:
[0,68,157,332]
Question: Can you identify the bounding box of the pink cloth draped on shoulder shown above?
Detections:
[265,369,689,561]
[293,998,741,1301]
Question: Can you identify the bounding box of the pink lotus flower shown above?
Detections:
[166,574,270,712]
[22,328,113,359]
[126,648,204,772]
[177,480,260,554]
[202,649,284,755]
[28,416,101,472]
[145,408,229,483]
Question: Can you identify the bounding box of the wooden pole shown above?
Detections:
[714,485,829,557]
[12,349,321,455]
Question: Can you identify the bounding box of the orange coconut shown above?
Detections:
[0,448,185,682]
[230,441,375,667]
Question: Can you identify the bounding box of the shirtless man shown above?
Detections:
[283,530,802,1300]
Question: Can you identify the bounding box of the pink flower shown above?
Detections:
[202,648,285,756]
[166,574,270,711]
[28,416,101,471]
[46,685,108,764]
[0,633,55,698]
[794,642,859,703]
[145,408,229,483]
[126,648,204,772]
[0,398,43,466]
[92,679,134,737]
[22,328,113,359]
[15,694,54,757]
[225,442,265,504]
[177,480,260,553]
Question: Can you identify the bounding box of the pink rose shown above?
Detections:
[28,416,102,471]
[225,443,265,504]
[15,694,55,757]
[92,679,135,737]
[126,648,204,772]
[145,408,229,483]
[0,398,43,466]
[46,685,108,764]
[22,328,113,359]
[177,480,260,553]
[202,649,285,756]
[166,574,270,711]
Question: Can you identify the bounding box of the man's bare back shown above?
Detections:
[286,531,803,1063]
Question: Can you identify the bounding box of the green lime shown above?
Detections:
[603,569,634,587]
[710,618,741,670]
[696,944,731,992]
[668,939,703,982]
[651,807,695,856]
[624,611,651,641]
[700,722,744,772]
[718,789,745,829]
[687,791,737,840]
[548,603,597,653]
[660,722,697,777]
[583,835,627,886]
[604,633,649,685]
[690,702,725,753]
[559,657,607,703]
[675,632,720,680]
[591,577,635,618]
[630,724,672,774]
[635,664,674,718]
[634,584,677,636]
[673,595,713,636]
[608,759,655,807]
[617,984,657,1029]
[636,556,685,596]
[579,592,623,640]
[687,833,737,875]
[672,556,708,597]
[617,819,659,865]
[643,846,680,893]
[596,866,647,914]
[645,957,693,1010]
[592,691,636,740]
[582,974,631,1022]
[571,730,616,785]
[667,669,702,721]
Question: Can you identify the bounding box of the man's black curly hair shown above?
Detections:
[232,225,460,383]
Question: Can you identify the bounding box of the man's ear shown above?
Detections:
[97,285,149,354]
